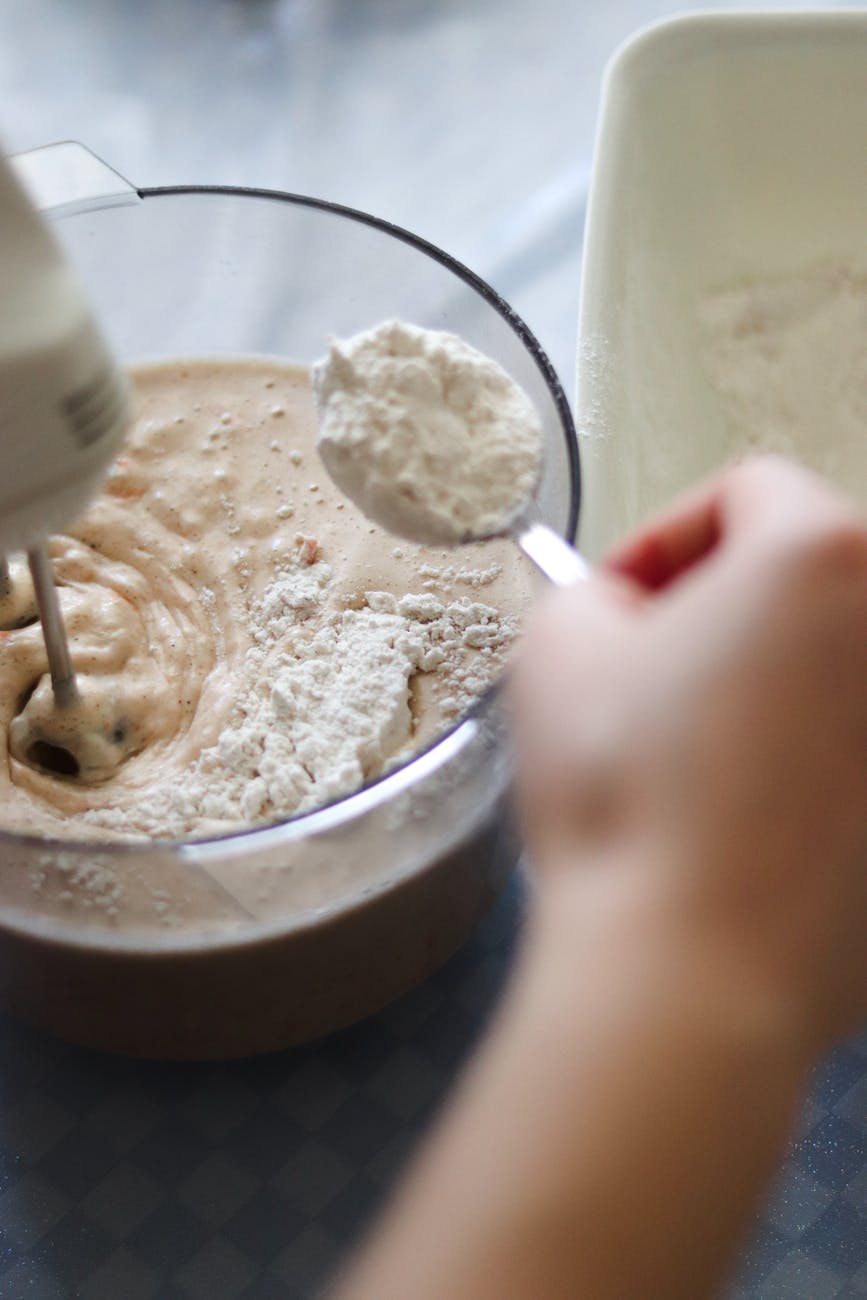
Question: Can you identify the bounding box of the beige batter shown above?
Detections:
[0,357,530,842]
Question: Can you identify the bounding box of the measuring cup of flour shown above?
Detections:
[314,319,591,585]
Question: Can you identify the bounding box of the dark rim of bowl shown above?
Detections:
[0,184,581,857]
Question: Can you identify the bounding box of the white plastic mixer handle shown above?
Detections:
[0,149,129,555]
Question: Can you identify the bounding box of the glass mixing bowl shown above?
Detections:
[0,144,580,1058]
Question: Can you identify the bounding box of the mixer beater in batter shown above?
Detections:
[26,543,78,710]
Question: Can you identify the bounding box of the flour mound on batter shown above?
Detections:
[81,552,424,837]
[313,320,544,544]
[81,551,520,840]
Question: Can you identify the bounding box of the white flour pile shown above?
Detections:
[81,539,519,840]
[699,264,866,505]
[313,320,544,543]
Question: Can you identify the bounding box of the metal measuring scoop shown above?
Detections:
[499,513,590,586]
[313,322,591,587]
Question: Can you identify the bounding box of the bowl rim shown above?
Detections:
[0,184,581,868]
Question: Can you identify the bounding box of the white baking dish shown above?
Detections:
[575,10,867,557]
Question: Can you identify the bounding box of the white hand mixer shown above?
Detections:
[0,149,129,710]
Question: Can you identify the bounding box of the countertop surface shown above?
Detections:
[0,1,865,1296]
